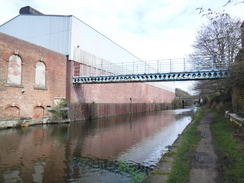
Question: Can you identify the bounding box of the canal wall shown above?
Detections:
[69,102,171,121]
[0,103,170,129]
[0,118,70,129]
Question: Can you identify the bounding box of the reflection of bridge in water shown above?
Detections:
[73,56,229,84]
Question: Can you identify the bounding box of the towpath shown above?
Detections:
[188,109,221,183]
[144,109,222,183]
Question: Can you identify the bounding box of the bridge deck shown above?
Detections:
[73,57,229,84]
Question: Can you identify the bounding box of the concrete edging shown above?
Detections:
[0,118,70,129]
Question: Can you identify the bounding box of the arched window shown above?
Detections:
[35,61,46,88]
[7,55,22,85]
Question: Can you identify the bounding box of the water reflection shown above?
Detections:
[0,108,195,182]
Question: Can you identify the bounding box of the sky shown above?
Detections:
[1,0,244,94]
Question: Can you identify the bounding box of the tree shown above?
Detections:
[191,13,242,106]
[224,0,244,6]
[192,13,241,63]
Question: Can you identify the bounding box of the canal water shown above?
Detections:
[0,108,196,183]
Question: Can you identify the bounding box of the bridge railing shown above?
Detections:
[75,56,230,77]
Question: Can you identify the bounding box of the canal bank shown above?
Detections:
[0,102,173,129]
[144,107,244,183]
[144,108,203,183]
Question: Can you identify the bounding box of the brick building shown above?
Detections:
[0,6,175,123]
[0,32,67,121]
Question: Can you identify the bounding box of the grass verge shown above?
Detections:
[211,111,244,183]
[166,107,203,183]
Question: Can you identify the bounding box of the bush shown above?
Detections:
[50,99,68,120]
[228,61,244,88]
[172,98,182,109]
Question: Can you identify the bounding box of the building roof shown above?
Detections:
[19,6,44,15]
[0,7,142,64]
[0,6,175,92]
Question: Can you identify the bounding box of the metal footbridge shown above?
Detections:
[73,56,229,84]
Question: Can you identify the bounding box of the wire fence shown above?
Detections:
[75,56,230,77]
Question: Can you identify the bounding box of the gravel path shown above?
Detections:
[189,109,221,183]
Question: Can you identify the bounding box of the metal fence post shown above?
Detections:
[170,59,172,72]
[184,58,186,72]
[133,61,134,74]
[145,61,147,74]
[212,56,215,70]
[122,62,123,75]
[157,60,159,73]
[101,63,103,76]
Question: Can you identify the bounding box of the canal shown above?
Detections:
[0,108,196,183]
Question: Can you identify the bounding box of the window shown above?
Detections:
[7,55,22,85]
[35,61,46,88]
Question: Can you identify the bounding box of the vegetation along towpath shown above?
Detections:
[144,107,244,183]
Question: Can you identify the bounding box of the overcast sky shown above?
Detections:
[1,0,244,93]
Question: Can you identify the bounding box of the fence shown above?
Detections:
[74,56,230,77]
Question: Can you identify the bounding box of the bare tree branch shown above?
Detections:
[191,13,242,100]
[224,0,244,6]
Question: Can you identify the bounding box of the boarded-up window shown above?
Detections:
[35,61,46,88]
[33,106,44,119]
[4,106,20,118]
[7,55,22,85]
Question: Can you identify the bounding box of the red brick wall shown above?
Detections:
[69,103,169,121]
[0,33,67,120]
[0,34,175,121]
[69,83,175,103]
[67,61,175,120]
[67,61,175,104]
